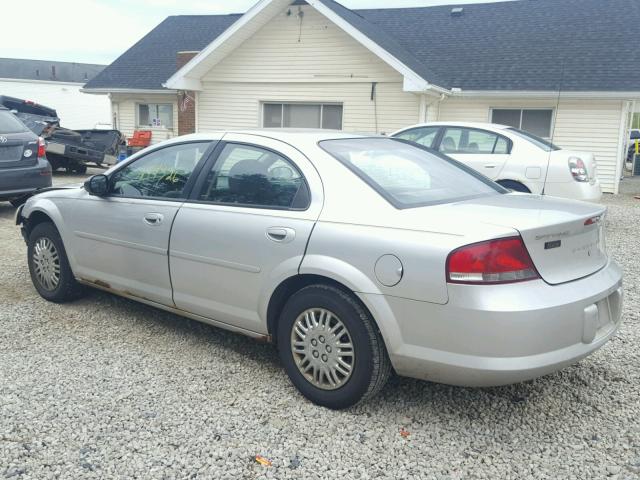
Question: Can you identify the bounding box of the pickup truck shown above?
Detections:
[0,96,123,173]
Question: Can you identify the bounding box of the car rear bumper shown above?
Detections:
[360,260,623,386]
[544,178,602,202]
[0,158,52,199]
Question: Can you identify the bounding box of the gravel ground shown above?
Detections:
[1,172,639,479]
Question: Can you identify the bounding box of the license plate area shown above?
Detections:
[582,288,623,344]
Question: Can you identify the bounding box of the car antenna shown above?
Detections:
[541,60,565,196]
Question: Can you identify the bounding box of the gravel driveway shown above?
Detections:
[1,173,639,479]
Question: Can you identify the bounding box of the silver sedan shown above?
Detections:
[16,130,623,409]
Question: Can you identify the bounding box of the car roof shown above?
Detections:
[168,129,377,147]
[397,121,512,132]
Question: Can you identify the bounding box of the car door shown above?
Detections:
[393,125,441,149]
[169,134,323,334]
[65,140,216,306]
[437,127,511,180]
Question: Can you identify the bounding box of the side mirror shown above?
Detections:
[84,174,110,196]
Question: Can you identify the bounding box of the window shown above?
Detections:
[439,128,511,154]
[198,143,309,209]
[0,111,28,133]
[320,138,503,209]
[111,142,210,199]
[394,126,439,148]
[138,103,173,129]
[507,128,560,152]
[491,109,553,138]
[263,103,343,129]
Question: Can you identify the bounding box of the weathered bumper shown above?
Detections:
[360,260,623,387]
[0,158,52,200]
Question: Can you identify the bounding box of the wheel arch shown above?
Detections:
[267,274,353,342]
[496,178,533,193]
[265,271,398,362]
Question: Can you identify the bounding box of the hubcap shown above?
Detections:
[290,308,355,390]
[32,237,61,291]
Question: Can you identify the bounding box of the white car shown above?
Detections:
[392,122,602,202]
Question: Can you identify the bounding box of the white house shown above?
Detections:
[0,58,112,130]
[83,0,640,194]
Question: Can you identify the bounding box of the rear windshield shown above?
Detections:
[0,111,28,134]
[507,127,560,151]
[320,138,505,209]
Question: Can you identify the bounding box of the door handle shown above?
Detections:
[266,227,295,243]
[143,213,164,226]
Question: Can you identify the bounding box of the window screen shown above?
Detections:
[263,103,343,130]
[138,103,173,128]
[491,108,553,138]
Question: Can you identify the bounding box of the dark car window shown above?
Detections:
[111,142,210,199]
[439,127,511,154]
[197,143,309,209]
[321,138,505,209]
[0,111,28,134]
[394,126,440,148]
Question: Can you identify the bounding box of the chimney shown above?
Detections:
[176,51,199,136]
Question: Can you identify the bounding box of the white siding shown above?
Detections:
[198,5,420,134]
[203,6,402,84]
[0,78,111,129]
[111,93,178,145]
[199,81,418,134]
[436,97,624,193]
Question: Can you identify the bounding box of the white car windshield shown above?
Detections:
[507,128,560,152]
[320,138,505,208]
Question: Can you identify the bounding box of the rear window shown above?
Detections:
[507,128,560,152]
[0,111,28,134]
[320,138,505,209]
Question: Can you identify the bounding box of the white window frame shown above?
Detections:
[261,102,343,130]
[489,107,555,139]
[136,103,174,130]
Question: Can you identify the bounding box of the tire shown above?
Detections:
[497,179,531,193]
[27,222,85,303]
[73,165,88,174]
[277,284,391,409]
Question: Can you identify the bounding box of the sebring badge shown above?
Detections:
[0,136,7,143]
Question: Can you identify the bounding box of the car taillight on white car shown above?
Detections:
[446,236,540,284]
[569,156,589,182]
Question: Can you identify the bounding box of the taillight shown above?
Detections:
[569,156,588,182]
[446,236,540,284]
[37,137,46,158]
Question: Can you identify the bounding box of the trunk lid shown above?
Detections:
[438,193,608,285]
[0,132,39,169]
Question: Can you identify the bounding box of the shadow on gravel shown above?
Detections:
[67,288,624,426]
[0,201,16,220]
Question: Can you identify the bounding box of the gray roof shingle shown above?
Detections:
[84,14,240,90]
[0,58,105,84]
[85,0,640,92]
[355,0,640,91]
